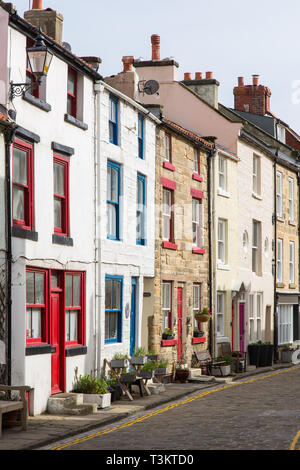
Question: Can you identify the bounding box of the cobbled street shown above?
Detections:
[46,366,300,451]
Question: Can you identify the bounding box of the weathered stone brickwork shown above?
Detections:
[148,123,211,371]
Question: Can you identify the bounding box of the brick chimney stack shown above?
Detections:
[122,56,134,72]
[24,2,64,44]
[233,75,271,115]
[151,34,160,60]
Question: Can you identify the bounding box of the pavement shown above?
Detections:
[0,362,296,451]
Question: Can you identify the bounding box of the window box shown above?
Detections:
[161,339,177,347]
[131,356,147,365]
[111,359,128,369]
[192,337,206,344]
[155,367,168,375]
[120,373,136,384]
[140,370,154,380]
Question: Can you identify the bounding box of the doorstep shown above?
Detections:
[0,382,216,451]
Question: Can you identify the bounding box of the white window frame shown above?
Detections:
[162,282,172,330]
[276,171,283,218]
[278,305,293,345]
[249,294,255,343]
[253,155,261,195]
[256,293,262,341]
[162,189,172,241]
[218,219,226,265]
[289,241,295,284]
[193,148,200,174]
[193,284,201,328]
[218,156,227,191]
[288,177,294,222]
[216,292,225,337]
[252,220,261,275]
[277,238,283,283]
[192,198,202,248]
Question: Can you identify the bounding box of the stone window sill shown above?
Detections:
[162,241,178,251]
[26,344,55,356]
[217,263,230,271]
[52,234,74,246]
[65,346,87,357]
[289,283,297,289]
[218,188,231,198]
[276,282,285,288]
[12,226,38,242]
[276,216,284,223]
[288,220,296,227]
[64,113,88,130]
[23,92,52,112]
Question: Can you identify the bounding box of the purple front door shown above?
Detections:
[239,303,245,353]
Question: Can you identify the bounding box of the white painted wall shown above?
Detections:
[236,139,274,348]
[5,23,96,413]
[95,83,157,371]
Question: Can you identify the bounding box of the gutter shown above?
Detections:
[2,120,17,385]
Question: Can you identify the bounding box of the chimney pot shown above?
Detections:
[238,76,244,87]
[195,72,202,80]
[252,74,259,86]
[122,56,134,72]
[32,0,42,9]
[206,71,213,79]
[184,72,192,80]
[151,34,160,60]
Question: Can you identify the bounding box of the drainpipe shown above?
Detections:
[207,141,217,356]
[273,149,278,361]
[3,123,16,386]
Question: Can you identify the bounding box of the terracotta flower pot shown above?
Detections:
[195,314,211,323]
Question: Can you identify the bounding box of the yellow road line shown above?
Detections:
[51,366,299,451]
[290,430,300,450]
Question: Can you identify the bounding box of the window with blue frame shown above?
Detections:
[105,276,123,343]
[138,114,144,159]
[109,95,118,145]
[136,173,146,245]
[107,161,120,240]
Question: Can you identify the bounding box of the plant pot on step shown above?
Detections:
[155,367,167,375]
[175,369,189,383]
[211,365,231,377]
[82,393,111,409]
[281,350,294,363]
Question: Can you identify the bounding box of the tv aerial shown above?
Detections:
[138,79,160,96]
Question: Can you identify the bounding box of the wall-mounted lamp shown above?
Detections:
[10,33,53,101]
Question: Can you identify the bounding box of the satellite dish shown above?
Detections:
[143,80,160,95]
[63,42,72,52]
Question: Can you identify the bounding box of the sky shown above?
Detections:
[14,0,300,132]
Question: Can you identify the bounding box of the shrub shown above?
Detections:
[74,374,109,395]
[132,347,146,357]
[141,361,157,371]
[112,353,128,360]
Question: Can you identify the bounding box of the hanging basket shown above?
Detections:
[195,314,211,323]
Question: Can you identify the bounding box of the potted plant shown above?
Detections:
[175,359,190,383]
[194,307,212,323]
[280,344,294,363]
[211,356,232,376]
[193,329,204,338]
[155,359,169,375]
[162,328,174,340]
[106,376,122,402]
[248,342,261,366]
[131,347,147,365]
[73,372,111,409]
[147,349,159,362]
[140,360,157,379]
[111,353,128,369]
[120,370,137,384]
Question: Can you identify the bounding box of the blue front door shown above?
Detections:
[130,278,137,356]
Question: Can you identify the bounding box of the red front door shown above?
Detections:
[51,291,63,394]
[177,288,183,362]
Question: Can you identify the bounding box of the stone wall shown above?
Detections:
[149,125,210,371]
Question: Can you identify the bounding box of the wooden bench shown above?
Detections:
[193,350,226,376]
[0,385,33,437]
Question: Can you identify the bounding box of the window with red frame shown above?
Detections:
[26,37,39,99]
[53,155,69,236]
[164,133,172,162]
[162,282,172,330]
[65,273,84,345]
[12,140,34,230]
[26,269,48,344]
[67,68,77,118]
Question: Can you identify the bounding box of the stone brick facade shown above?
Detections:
[146,120,211,371]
